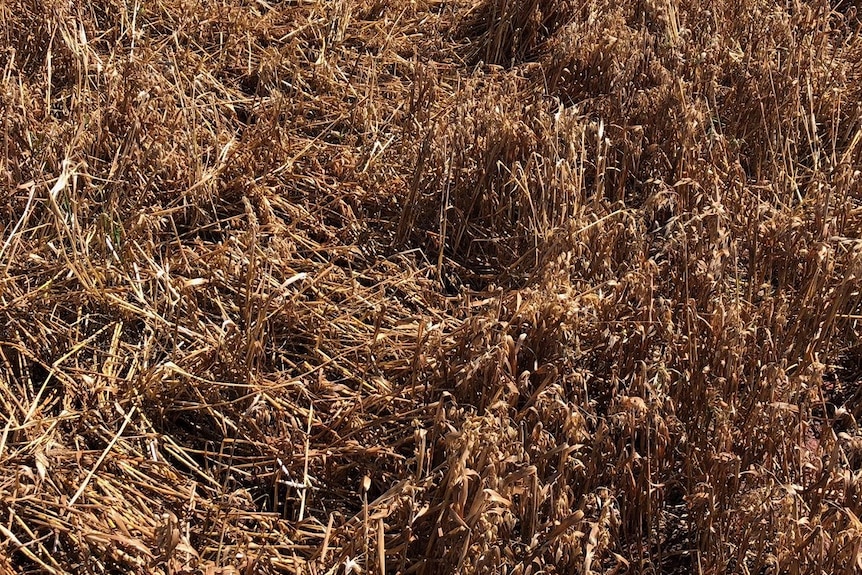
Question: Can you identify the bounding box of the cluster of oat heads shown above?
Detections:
[1,0,862,573]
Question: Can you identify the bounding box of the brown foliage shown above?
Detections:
[2,0,862,573]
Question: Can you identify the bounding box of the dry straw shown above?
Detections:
[2,0,862,573]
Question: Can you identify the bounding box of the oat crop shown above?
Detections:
[2,0,862,573]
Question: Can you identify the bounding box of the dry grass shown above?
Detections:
[2,0,862,573]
